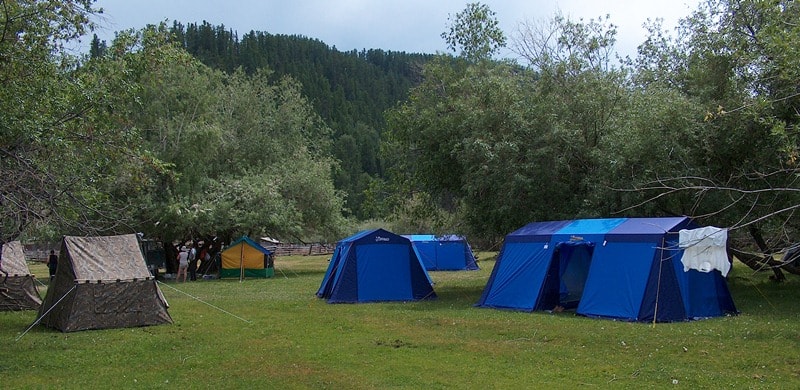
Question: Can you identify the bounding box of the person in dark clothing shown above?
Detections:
[188,243,198,281]
[47,250,58,279]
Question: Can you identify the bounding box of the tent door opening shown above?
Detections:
[536,241,595,311]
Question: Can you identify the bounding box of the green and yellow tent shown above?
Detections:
[220,236,274,280]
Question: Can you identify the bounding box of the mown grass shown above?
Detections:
[1,253,799,389]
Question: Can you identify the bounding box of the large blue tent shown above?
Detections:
[316,229,437,303]
[476,217,738,322]
[404,235,479,271]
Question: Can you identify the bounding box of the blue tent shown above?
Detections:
[476,217,738,322]
[316,229,437,303]
[404,235,479,271]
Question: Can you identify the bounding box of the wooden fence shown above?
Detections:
[262,243,335,257]
[22,243,59,262]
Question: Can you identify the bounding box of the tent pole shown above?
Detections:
[652,237,666,328]
[239,243,244,283]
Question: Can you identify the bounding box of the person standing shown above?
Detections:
[198,244,209,277]
[188,243,198,281]
[47,250,58,280]
[176,247,189,282]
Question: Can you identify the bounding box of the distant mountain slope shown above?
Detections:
[169,21,433,218]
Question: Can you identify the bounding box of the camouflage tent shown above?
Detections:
[37,234,172,332]
[0,241,43,311]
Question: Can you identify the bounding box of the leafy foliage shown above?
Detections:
[627,0,800,275]
[95,25,347,242]
[386,5,635,241]
[0,0,150,241]
[441,2,506,62]
[163,21,433,219]
[1,0,349,246]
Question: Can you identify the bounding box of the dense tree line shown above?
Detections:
[3,2,346,246]
[163,21,433,219]
[386,1,800,276]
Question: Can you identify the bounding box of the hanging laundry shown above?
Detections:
[679,226,730,276]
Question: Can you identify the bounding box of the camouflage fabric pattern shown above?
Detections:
[0,241,43,311]
[38,234,172,332]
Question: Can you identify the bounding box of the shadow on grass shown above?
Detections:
[728,274,800,320]
[432,284,485,303]
[362,285,487,312]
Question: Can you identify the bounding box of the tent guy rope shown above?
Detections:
[158,281,251,324]
[16,284,77,341]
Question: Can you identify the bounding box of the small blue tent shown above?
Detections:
[404,235,479,271]
[316,229,437,303]
[476,217,738,322]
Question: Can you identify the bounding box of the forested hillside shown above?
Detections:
[167,21,433,218]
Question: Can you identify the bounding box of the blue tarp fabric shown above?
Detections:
[404,234,479,271]
[476,217,738,322]
[316,229,436,303]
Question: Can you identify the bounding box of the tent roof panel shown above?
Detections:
[226,236,271,255]
[605,217,695,241]
[403,234,467,242]
[1,241,30,275]
[550,218,627,243]
[403,234,437,241]
[555,218,627,236]
[65,234,151,281]
[339,229,374,243]
[506,220,573,242]
[505,217,698,243]
[350,229,409,245]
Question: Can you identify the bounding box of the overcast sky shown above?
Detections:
[90,0,701,60]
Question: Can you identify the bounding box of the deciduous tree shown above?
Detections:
[0,0,152,243]
[630,0,800,278]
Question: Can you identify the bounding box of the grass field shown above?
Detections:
[1,253,799,388]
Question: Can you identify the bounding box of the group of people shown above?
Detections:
[174,241,217,282]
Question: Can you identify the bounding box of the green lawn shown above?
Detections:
[1,254,798,388]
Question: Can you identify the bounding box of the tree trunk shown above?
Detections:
[731,226,787,281]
